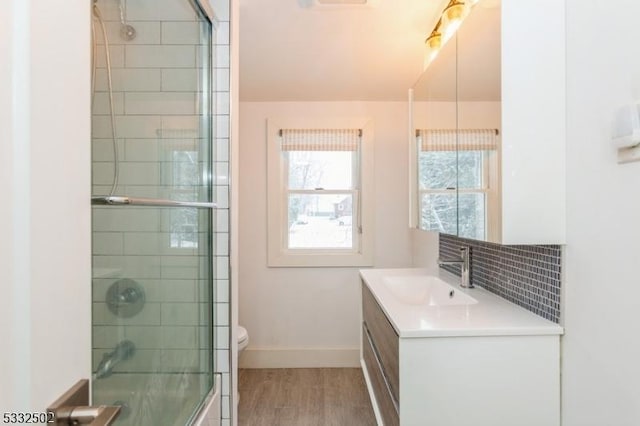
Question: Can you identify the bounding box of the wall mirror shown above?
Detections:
[410,0,502,243]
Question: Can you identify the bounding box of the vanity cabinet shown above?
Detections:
[410,0,566,245]
[362,284,399,426]
[360,278,561,426]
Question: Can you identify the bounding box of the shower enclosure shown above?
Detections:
[90,0,221,424]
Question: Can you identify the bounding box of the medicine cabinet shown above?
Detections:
[409,0,566,245]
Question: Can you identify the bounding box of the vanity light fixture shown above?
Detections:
[424,19,443,67]
[441,0,469,40]
[424,0,476,69]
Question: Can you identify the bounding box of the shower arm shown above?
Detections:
[91,195,217,209]
[117,0,128,26]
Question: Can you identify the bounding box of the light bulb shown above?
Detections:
[442,20,462,41]
[423,31,442,69]
[425,31,442,50]
[443,0,467,21]
[440,1,469,42]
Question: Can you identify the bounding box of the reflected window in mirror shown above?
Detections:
[416,128,500,241]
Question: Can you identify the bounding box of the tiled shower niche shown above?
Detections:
[439,234,562,323]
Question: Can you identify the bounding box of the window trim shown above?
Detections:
[267,117,374,267]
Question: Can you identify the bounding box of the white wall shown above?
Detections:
[562,1,640,424]
[410,229,439,269]
[239,101,414,367]
[0,0,91,412]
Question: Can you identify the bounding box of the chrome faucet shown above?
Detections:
[437,246,473,289]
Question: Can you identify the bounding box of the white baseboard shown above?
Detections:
[239,348,360,369]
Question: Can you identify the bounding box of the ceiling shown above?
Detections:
[239,0,444,101]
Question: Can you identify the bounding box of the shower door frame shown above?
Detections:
[89,0,221,424]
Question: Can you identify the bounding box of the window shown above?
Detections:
[170,148,200,249]
[417,129,500,241]
[157,131,206,252]
[267,118,374,267]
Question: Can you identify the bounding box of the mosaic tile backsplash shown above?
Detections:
[439,234,562,323]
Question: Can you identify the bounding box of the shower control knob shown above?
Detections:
[106,278,145,318]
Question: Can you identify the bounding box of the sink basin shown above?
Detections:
[383,275,478,306]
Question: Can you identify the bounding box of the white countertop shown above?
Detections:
[360,268,564,338]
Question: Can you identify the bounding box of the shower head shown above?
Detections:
[120,24,136,41]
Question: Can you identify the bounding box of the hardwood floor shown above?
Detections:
[238,368,377,426]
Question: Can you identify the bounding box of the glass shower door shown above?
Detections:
[90,1,215,424]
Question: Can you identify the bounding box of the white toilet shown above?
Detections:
[238,326,249,353]
[237,326,249,403]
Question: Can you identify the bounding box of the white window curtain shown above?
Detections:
[280,128,361,151]
[417,129,499,152]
